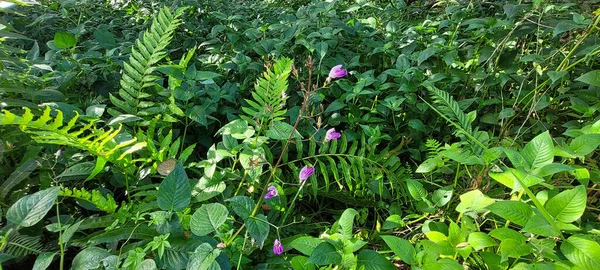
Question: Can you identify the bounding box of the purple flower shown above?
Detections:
[298,166,314,182]
[328,65,347,80]
[325,128,342,142]
[282,91,288,99]
[273,239,283,255]
[264,185,278,199]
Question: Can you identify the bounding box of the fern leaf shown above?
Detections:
[111,6,184,117]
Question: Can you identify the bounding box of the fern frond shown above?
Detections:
[59,187,118,213]
[285,132,410,201]
[0,107,146,172]
[110,7,184,117]
[422,82,486,153]
[2,233,46,258]
[425,139,442,156]
[242,57,293,128]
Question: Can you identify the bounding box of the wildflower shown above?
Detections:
[298,166,314,182]
[328,64,347,80]
[282,91,288,99]
[324,128,341,142]
[273,239,283,255]
[264,185,278,199]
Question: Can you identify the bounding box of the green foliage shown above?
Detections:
[109,7,185,119]
[1,1,600,269]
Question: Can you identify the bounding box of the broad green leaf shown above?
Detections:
[157,163,191,212]
[468,232,497,251]
[290,256,315,270]
[522,214,560,237]
[406,179,427,201]
[422,258,463,270]
[62,219,84,245]
[455,189,494,213]
[290,236,322,255]
[569,134,600,156]
[547,71,568,83]
[7,187,60,227]
[418,47,440,65]
[187,243,221,270]
[575,70,600,87]
[499,239,533,262]
[338,208,358,239]
[245,214,269,248]
[54,31,77,49]
[489,228,525,244]
[521,131,553,170]
[545,185,586,223]
[307,242,342,266]
[560,234,600,270]
[486,201,533,226]
[190,203,228,236]
[226,196,254,219]
[71,247,112,270]
[380,235,415,264]
[137,259,157,270]
[356,250,396,270]
[32,252,56,270]
[0,158,40,201]
[534,163,574,177]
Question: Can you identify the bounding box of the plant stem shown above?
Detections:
[56,203,64,270]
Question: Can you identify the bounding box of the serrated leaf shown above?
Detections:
[157,163,191,212]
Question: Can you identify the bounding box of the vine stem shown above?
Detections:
[226,58,315,247]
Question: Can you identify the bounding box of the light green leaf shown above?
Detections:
[54,31,76,49]
[290,236,322,256]
[356,250,396,270]
[290,256,315,270]
[338,208,359,239]
[422,258,463,270]
[190,203,228,236]
[486,201,533,226]
[7,187,60,227]
[575,70,600,87]
[560,234,600,270]
[380,235,415,264]
[522,131,553,170]
[545,185,586,223]
[569,134,600,156]
[157,163,191,212]
[468,232,497,251]
[245,214,270,248]
[455,189,494,213]
[522,214,560,237]
[307,242,342,266]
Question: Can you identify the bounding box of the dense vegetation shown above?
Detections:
[1,0,600,269]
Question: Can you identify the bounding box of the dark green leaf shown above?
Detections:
[157,163,191,212]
